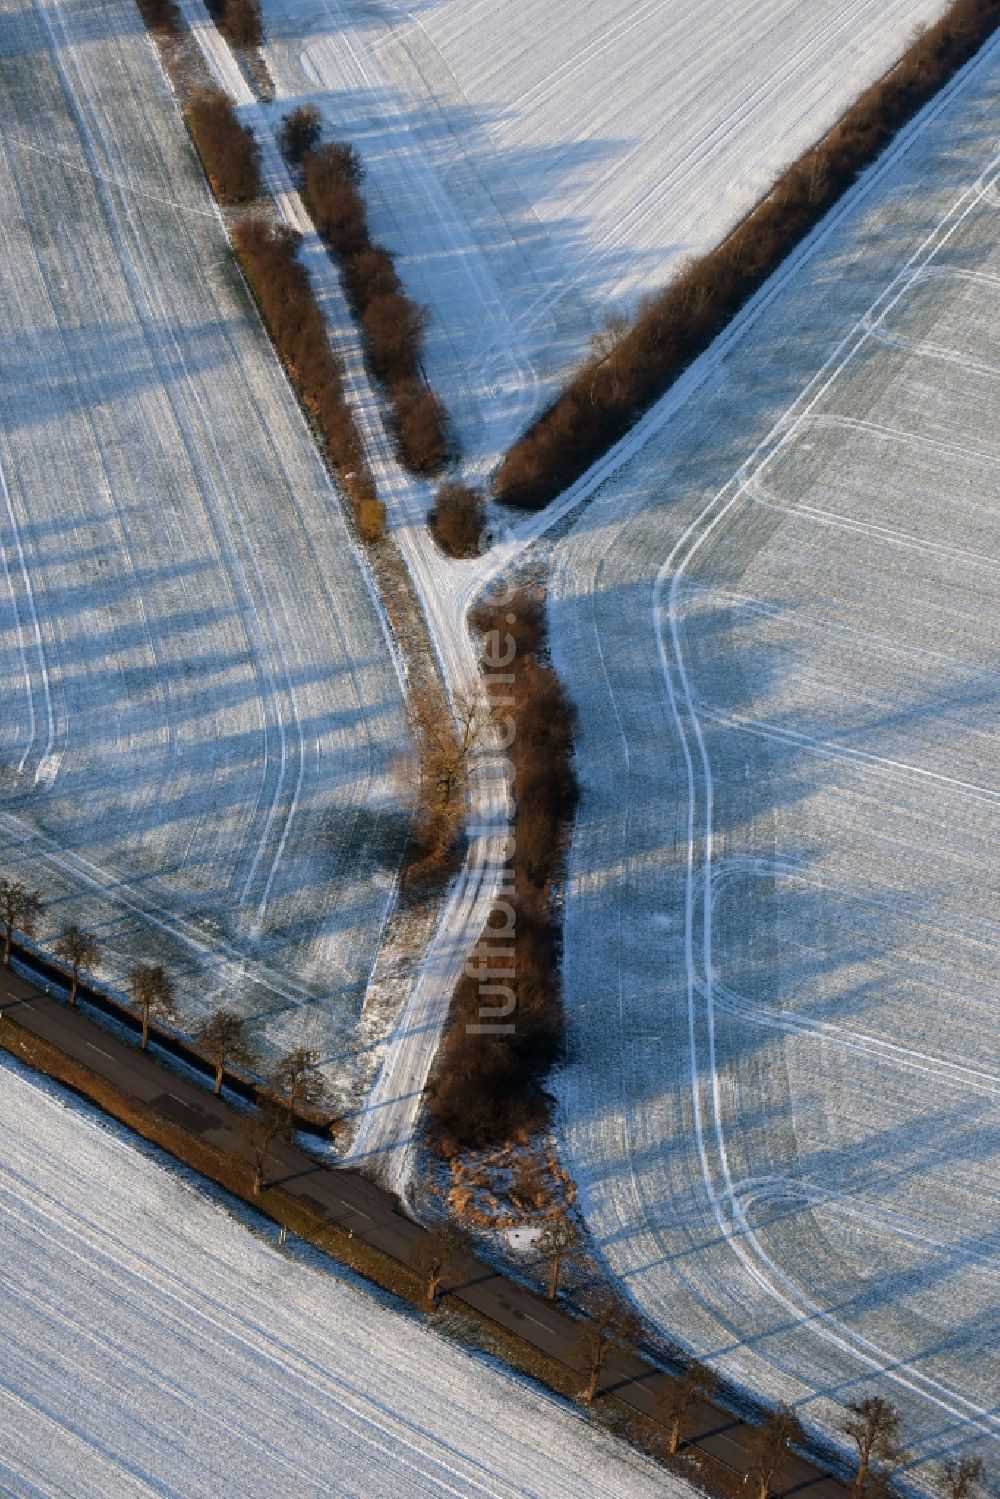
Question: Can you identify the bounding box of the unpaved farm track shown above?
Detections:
[550,40,1000,1484]
[169,0,518,1185]
[0,0,409,1095]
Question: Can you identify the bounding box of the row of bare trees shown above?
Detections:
[427,593,578,1148]
[280,106,449,476]
[5,870,986,1499]
[495,0,1000,511]
[0,882,103,1016]
[836,1396,985,1499]
[675,1384,985,1499]
[407,1198,987,1499]
[233,214,386,541]
[0,878,329,1126]
[556,1265,987,1499]
[237,1046,331,1192]
[0,878,174,1051]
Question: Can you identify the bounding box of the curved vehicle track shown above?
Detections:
[0,0,408,1092]
[173,0,990,1193]
[549,42,1000,1480]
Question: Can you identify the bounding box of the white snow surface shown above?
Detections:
[548,37,1000,1485]
[0,1059,687,1498]
[252,0,952,1186]
[100,0,961,1186]
[167,0,529,1186]
[0,0,410,1098]
[261,0,950,467]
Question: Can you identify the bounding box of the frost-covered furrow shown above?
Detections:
[549,41,1000,1485]
[0,1058,690,1498]
[0,0,408,1095]
[258,0,952,462]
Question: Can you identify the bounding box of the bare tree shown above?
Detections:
[423,692,493,813]
[940,1456,985,1499]
[536,1214,579,1301]
[578,1296,642,1406]
[127,963,176,1051]
[843,1396,906,1499]
[269,1046,327,1122]
[587,312,630,367]
[659,1357,718,1456]
[243,1098,290,1195]
[412,1223,469,1310]
[54,922,99,1005]
[0,878,42,967]
[749,1403,805,1499]
[196,1007,257,1094]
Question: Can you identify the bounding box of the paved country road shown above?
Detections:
[0,970,848,1497]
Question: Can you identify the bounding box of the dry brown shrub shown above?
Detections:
[426,591,578,1150]
[355,495,387,543]
[134,0,179,33]
[234,216,379,541]
[429,482,484,558]
[189,90,261,204]
[222,0,261,48]
[345,247,401,308]
[393,379,448,476]
[362,293,425,384]
[278,104,322,165]
[300,140,449,477]
[303,149,368,258]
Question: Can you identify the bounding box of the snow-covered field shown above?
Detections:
[550,38,1000,1486]
[249,0,964,1172]
[261,0,949,467]
[0,0,411,1096]
[0,1057,690,1497]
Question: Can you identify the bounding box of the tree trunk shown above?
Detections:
[214,1060,223,1095]
[3,928,10,966]
[70,968,79,1006]
[853,1457,869,1499]
[668,1416,681,1456]
[585,1354,602,1406]
[547,1250,560,1300]
[252,1163,262,1195]
[141,1007,149,1051]
[758,1473,771,1499]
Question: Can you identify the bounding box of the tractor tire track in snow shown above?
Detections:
[0,1057,678,1497]
[0,0,407,1084]
[550,37,1000,1479]
[174,0,520,1187]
